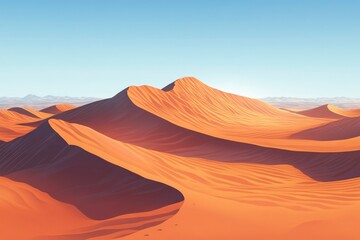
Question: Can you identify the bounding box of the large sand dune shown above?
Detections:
[0,77,360,239]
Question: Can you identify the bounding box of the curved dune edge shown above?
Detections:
[40,104,77,115]
[49,119,360,240]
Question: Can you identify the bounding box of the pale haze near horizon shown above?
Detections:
[0,0,359,98]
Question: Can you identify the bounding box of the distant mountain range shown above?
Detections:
[0,95,101,109]
[261,97,360,110]
[1,94,360,111]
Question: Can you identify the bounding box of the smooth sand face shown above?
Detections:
[1,77,360,239]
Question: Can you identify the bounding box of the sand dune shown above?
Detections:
[8,107,53,119]
[1,77,360,239]
[296,104,360,119]
[0,109,40,141]
[0,104,73,141]
[40,103,76,115]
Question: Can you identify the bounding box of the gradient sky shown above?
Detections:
[0,0,359,98]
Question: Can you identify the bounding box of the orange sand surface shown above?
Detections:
[1,77,360,239]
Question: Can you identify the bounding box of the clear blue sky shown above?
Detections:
[0,0,359,98]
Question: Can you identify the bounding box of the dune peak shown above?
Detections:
[162,77,206,92]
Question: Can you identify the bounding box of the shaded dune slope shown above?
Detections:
[292,117,360,140]
[0,121,184,220]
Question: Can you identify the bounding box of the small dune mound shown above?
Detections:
[40,104,76,115]
[8,107,53,119]
[297,104,360,119]
[0,110,40,142]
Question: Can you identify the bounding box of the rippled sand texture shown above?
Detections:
[1,77,360,240]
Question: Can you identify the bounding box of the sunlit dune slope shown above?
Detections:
[0,109,40,141]
[297,104,360,119]
[0,121,183,220]
[48,119,360,240]
[291,116,360,140]
[40,104,76,115]
[129,77,330,139]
